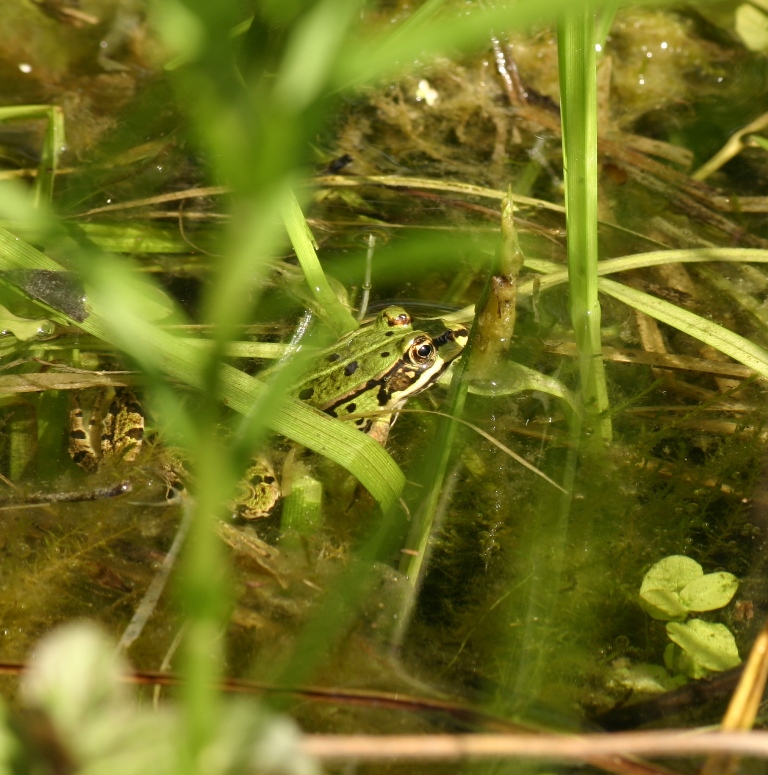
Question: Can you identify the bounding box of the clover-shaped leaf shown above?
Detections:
[639,556,739,621]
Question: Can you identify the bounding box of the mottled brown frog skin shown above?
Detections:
[69,388,144,472]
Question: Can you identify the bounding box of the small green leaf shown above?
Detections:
[663,642,677,673]
[639,556,703,621]
[641,555,703,594]
[639,588,690,621]
[664,642,715,681]
[666,620,741,673]
[748,134,768,152]
[680,572,739,612]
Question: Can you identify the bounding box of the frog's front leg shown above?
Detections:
[366,413,394,446]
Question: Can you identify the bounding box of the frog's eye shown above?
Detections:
[379,306,412,328]
[409,337,436,363]
[381,307,413,327]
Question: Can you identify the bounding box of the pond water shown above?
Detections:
[0,1,767,771]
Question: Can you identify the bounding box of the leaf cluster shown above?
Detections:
[639,555,741,679]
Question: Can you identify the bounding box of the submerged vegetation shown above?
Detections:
[1,0,768,771]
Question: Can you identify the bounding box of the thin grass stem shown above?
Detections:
[557,7,612,442]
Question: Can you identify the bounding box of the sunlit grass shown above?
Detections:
[558,8,611,442]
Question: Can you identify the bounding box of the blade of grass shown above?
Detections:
[558,7,611,441]
[314,173,667,246]
[37,106,65,208]
[598,277,768,379]
[282,191,358,335]
[517,248,768,295]
[508,249,768,378]
[0,106,64,207]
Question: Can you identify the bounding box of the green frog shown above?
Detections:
[70,306,469,517]
[289,305,468,442]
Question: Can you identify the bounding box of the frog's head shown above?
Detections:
[380,320,468,411]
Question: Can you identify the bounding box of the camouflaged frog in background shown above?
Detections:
[69,388,145,472]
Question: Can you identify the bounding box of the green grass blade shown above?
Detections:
[558,6,611,440]
[282,191,358,334]
[36,106,65,208]
[599,277,768,379]
[0,106,65,207]
[516,248,768,296]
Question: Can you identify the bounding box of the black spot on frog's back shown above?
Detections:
[298,387,314,400]
[345,361,358,376]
